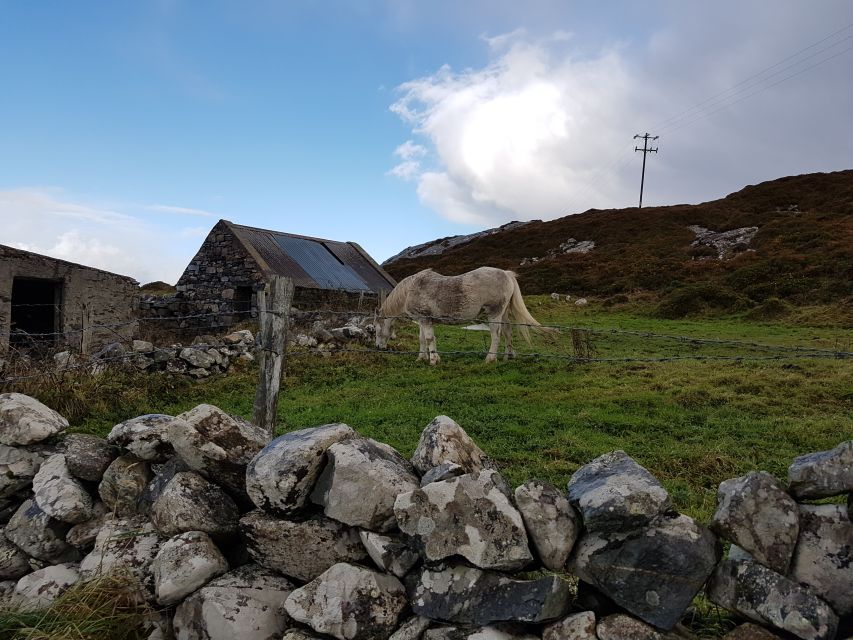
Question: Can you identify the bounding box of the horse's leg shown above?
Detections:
[421,321,440,365]
[417,321,428,361]
[485,317,500,363]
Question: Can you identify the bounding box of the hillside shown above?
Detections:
[384,170,853,316]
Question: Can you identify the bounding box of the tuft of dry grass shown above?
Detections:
[0,571,154,640]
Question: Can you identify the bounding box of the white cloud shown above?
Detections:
[390,33,639,224]
[147,204,218,217]
[393,140,427,160]
[390,6,853,227]
[0,188,205,284]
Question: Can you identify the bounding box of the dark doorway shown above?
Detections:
[10,277,63,347]
[234,286,253,315]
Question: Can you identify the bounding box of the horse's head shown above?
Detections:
[374,312,393,349]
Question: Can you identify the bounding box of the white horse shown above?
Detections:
[375,267,547,365]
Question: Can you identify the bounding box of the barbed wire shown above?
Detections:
[1,301,850,387]
[1,305,850,355]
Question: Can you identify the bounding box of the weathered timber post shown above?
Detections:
[252,276,294,439]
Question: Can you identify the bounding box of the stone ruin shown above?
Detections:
[1,392,852,640]
[42,313,376,381]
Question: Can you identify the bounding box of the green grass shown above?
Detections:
[63,297,853,523]
[4,298,851,638]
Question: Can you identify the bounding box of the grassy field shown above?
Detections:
[62,296,853,523]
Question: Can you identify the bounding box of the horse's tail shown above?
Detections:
[507,273,556,345]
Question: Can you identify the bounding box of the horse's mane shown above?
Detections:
[379,269,432,317]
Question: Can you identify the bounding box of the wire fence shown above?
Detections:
[1,301,850,389]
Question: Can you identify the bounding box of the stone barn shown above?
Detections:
[0,245,138,354]
[175,220,396,319]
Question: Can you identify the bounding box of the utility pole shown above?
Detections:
[633,133,659,208]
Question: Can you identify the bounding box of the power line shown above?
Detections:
[561,21,853,213]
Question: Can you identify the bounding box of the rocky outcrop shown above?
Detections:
[688,225,759,260]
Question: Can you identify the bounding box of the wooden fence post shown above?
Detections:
[253,276,294,439]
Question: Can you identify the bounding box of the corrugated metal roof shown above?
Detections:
[228,223,395,292]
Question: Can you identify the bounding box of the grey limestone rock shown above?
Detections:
[420,462,465,486]
[239,510,368,582]
[171,404,268,499]
[79,516,163,592]
[108,414,180,462]
[311,438,419,531]
[172,564,295,640]
[57,433,119,482]
[514,479,581,571]
[282,631,324,640]
[150,471,239,539]
[180,347,217,369]
[595,614,682,640]
[360,530,420,578]
[0,532,31,579]
[394,469,532,571]
[0,579,15,606]
[137,457,191,514]
[390,616,432,640]
[4,498,80,564]
[707,555,838,640]
[99,454,153,516]
[66,501,110,549]
[153,531,228,606]
[423,629,538,640]
[0,444,42,499]
[566,450,672,533]
[284,562,408,640]
[542,611,597,640]
[788,503,853,616]
[0,393,68,446]
[788,440,853,499]
[710,471,799,574]
[246,423,357,514]
[723,623,783,640]
[569,513,719,630]
[411,416,494,476]
[12,562,79,610]
[32,454,95,524]
[407,563,572,626]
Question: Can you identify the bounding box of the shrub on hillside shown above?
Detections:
[745,297,791,321]
[656,284,750,319]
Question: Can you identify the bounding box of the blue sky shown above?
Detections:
[1,1,852,283]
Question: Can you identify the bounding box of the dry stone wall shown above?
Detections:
[0,394,852,640]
